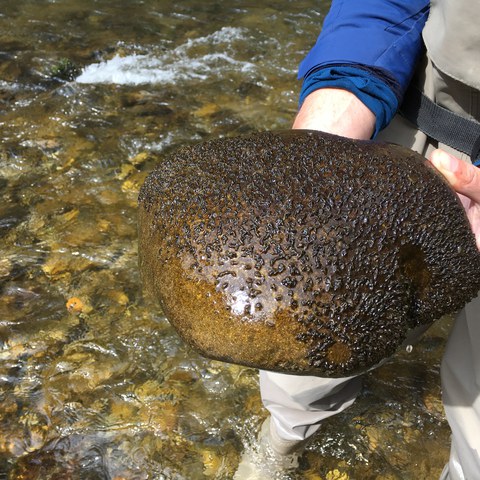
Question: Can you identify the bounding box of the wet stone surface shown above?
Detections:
[139,130,480,377]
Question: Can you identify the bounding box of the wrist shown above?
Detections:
[292,88,376,140]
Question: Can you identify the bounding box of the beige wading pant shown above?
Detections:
[260,58,480,480]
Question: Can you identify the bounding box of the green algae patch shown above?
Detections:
[138,130,480,377]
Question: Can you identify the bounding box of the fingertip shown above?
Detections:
[430,149,458,173]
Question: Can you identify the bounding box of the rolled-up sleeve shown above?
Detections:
[298,0,430,95]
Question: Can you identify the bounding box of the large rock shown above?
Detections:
[138,130,480,377]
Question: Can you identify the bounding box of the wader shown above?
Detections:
[261,3,480,477]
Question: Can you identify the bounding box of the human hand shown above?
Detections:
[429,149,480,250]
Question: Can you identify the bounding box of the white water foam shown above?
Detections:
[76,27,257,86]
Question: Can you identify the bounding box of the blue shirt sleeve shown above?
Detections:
[297,0,430,137]
[299,0,430,94]
[300,65,399,137]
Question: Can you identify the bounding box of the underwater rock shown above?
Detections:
[138,130,480,377]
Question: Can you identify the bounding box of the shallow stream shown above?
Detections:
[1,1,451,478]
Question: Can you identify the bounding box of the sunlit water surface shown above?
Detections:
[0,1,451,478]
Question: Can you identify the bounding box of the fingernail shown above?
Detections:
[437,151,458,172]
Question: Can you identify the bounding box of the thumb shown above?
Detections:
[429,149,480,204]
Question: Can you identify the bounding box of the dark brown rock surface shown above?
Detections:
[138,130,480,376]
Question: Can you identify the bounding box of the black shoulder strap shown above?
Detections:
[399,84,480,166]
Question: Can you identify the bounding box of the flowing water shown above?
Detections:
[0,1,452,478]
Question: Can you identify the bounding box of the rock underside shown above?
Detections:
[138,130,480,376]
